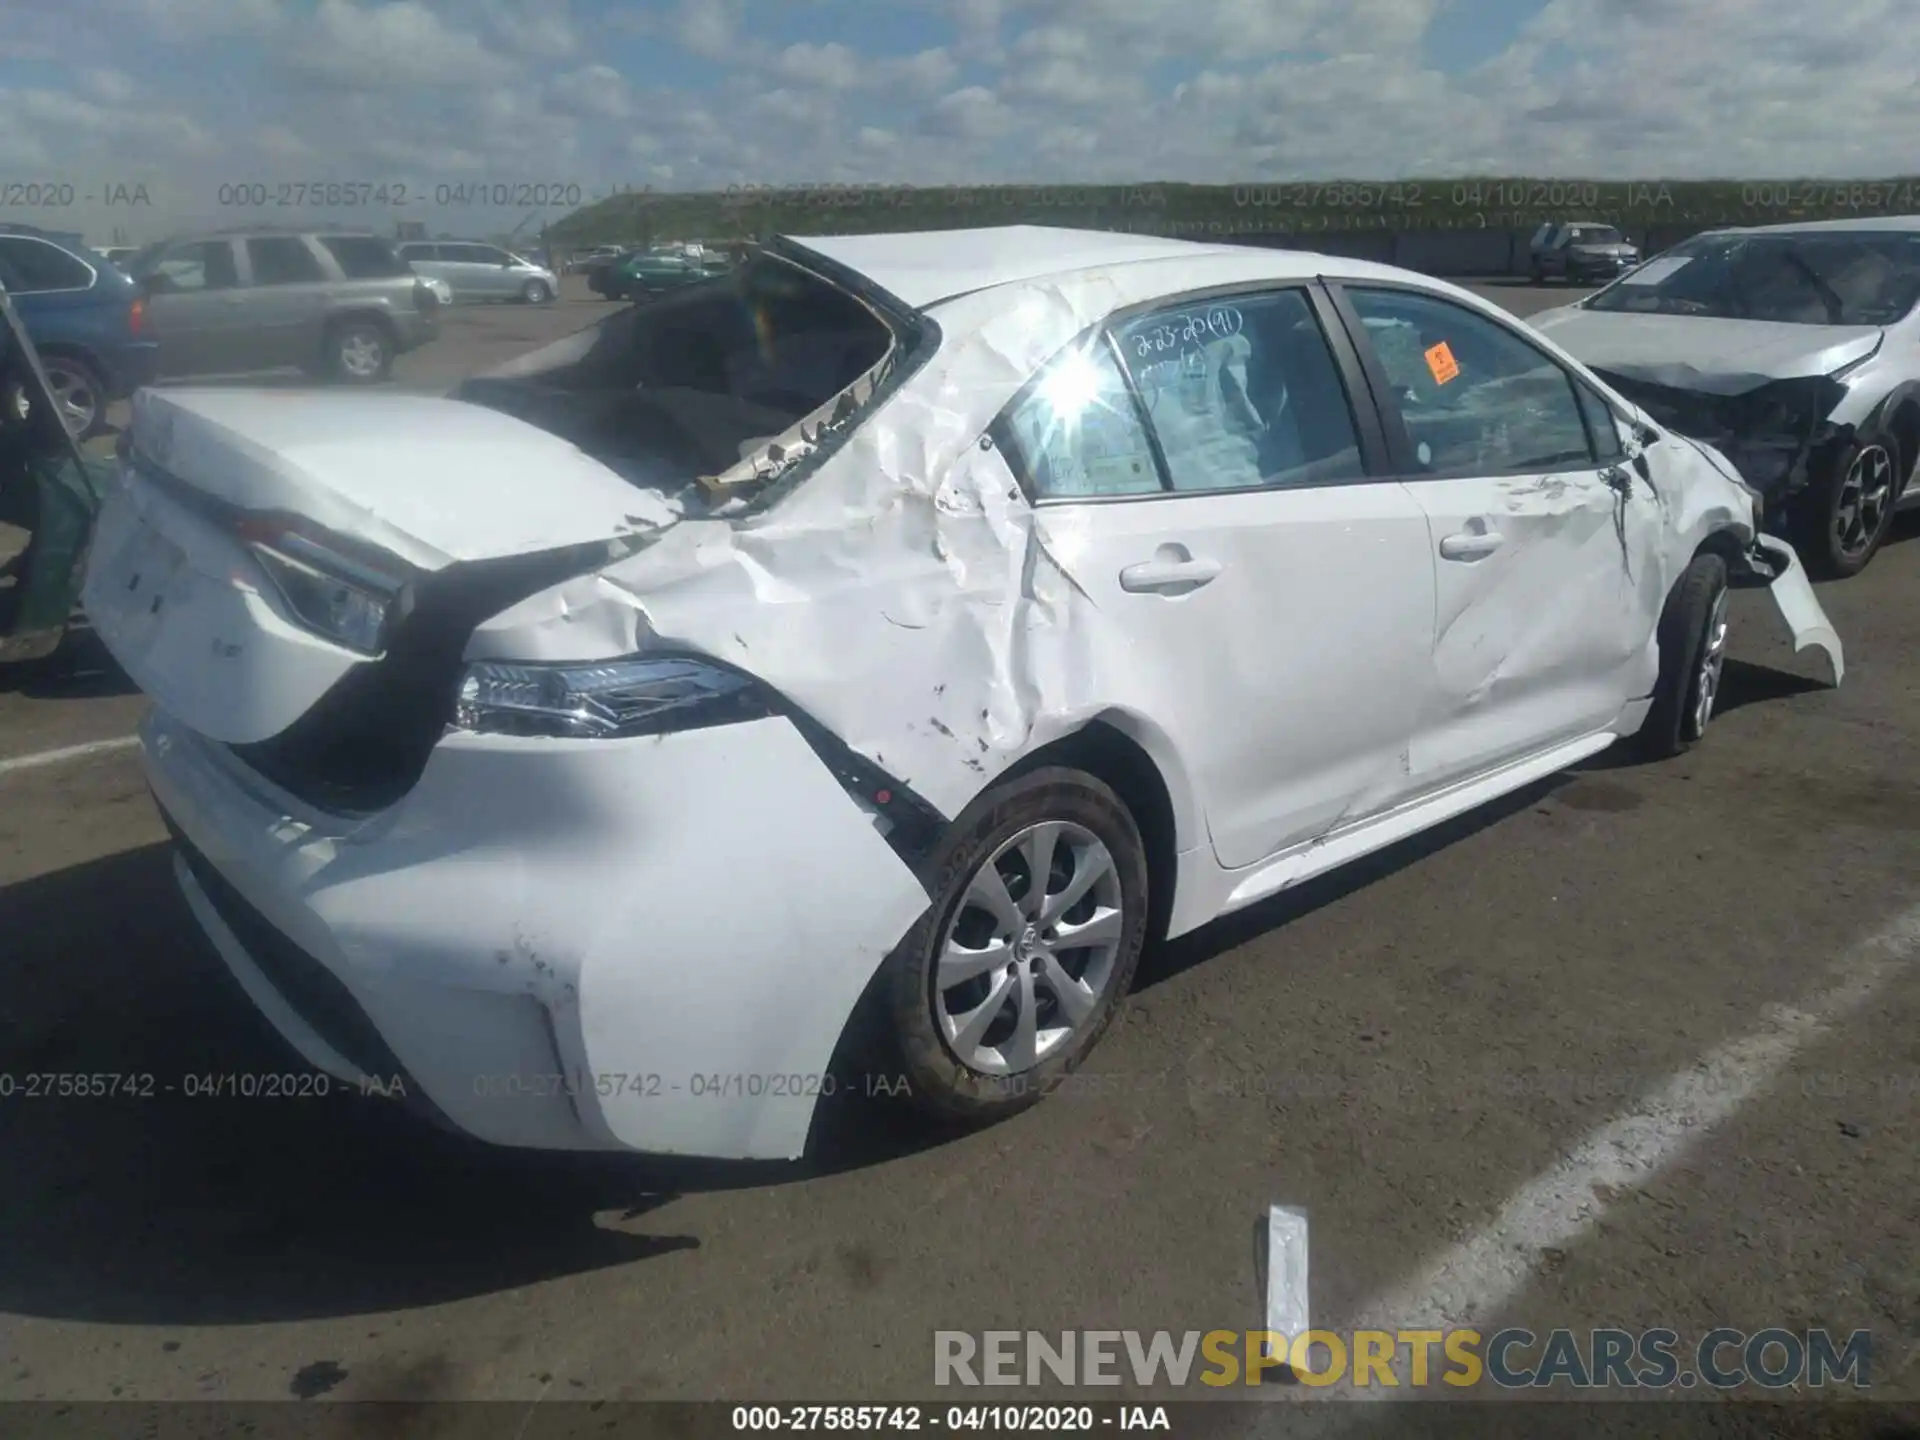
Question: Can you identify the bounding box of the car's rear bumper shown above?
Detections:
[141,707,930,1158]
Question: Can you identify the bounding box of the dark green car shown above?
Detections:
[0,283,114,664]
[588,250,728,302]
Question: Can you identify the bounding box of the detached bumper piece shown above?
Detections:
[1729,535,1845,687]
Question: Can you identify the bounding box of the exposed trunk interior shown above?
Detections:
[453,253,894,509]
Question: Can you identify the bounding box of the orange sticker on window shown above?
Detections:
[1424,341,1460,384]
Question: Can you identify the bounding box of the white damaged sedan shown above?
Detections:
[83,226,1844,1159]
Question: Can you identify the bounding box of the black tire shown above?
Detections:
[1529,261,1545,284]
[875,766,1150,1125]
[1792,423,1902,579]
[1638,552,1730,760]
[520,279,551,304]
[323,319,391,384]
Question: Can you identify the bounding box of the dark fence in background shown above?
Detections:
[551,179,1920,279]
[1240,222,1715,276]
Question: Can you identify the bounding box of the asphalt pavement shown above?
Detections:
[2,276,1916,1410]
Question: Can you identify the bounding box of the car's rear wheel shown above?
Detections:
[324,320,391,383]
[520,278,552,303]
[1638,552,1731,760]
[877,766,1150,1124]
[38,353,108,439]
[1794,424,1900,579]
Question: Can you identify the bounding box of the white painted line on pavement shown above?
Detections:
[0,734,140,778]
[1329,897,1920,1389]
[1265,1206,1311,1367]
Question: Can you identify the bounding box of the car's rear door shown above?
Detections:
[1002,282,1437,870]
[240,236,331,370]
[1325,278,1667,795]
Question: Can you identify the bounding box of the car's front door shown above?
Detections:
[467,245,517,297]
[1000,284,1437,870]
[1328,280,1667,795]
[140,239,246,377]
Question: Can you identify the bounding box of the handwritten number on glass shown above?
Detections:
[1127,305,1243,359]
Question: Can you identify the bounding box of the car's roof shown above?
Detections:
[1700,214,1920,238]
[780,225,1275,309]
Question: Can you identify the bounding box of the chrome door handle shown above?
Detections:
[1119,556,1222,592]
[1439,529,1504,560]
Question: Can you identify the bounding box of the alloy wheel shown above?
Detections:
[337,331,385,379]
[933,819,1127,1076]
[1687,587,1730,740]
[1833,443,1894,559]
[42,363,99,435]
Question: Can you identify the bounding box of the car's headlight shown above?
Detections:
[246,530,405,656]
[452,655,773,739]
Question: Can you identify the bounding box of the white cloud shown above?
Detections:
[477,0,580,59]
[919,85,1017,139]
[775,41,864,90]
[284,0,516,91]
[7,0,1920,243]
[553,64,634,119]
[81,69,138,104]
[674,0,743,59]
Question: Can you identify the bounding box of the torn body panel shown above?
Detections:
[144,707,931,1158]
[1596,370,1851,506]
[1730,534,1845,685]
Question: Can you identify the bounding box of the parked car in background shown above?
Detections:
[588,248,722,301]
[127,229,439,383]
[0,283,113,663]
[567,245,625,276]
[395,241,557,303]
[1532,217,1920,577]
[1530,222,1642,284]
[100,247,140,269]
[82,227,1842,1160]
[0,223,158,438]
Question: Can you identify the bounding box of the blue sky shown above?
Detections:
[0,0,1912,243]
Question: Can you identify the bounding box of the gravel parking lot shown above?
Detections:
[2,276,1916,1408]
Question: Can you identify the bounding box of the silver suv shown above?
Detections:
[395,240,558,303]
[127,228,440,383]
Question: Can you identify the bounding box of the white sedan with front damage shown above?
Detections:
[82,225,1845,1160]
[1531,217,1920,578]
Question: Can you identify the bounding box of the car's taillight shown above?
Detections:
[128,297,145,335]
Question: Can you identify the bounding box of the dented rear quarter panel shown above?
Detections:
[465,255,1775,847]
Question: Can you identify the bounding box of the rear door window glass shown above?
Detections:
[1110,289,1365,491]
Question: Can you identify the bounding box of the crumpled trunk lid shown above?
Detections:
[82,387,679,749]
[118,387,679,570]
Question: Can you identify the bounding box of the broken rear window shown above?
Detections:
[1586,232,1920,326]
[453,253,898,514]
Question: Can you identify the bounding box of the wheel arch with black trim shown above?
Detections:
[1876,393,1920,506]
